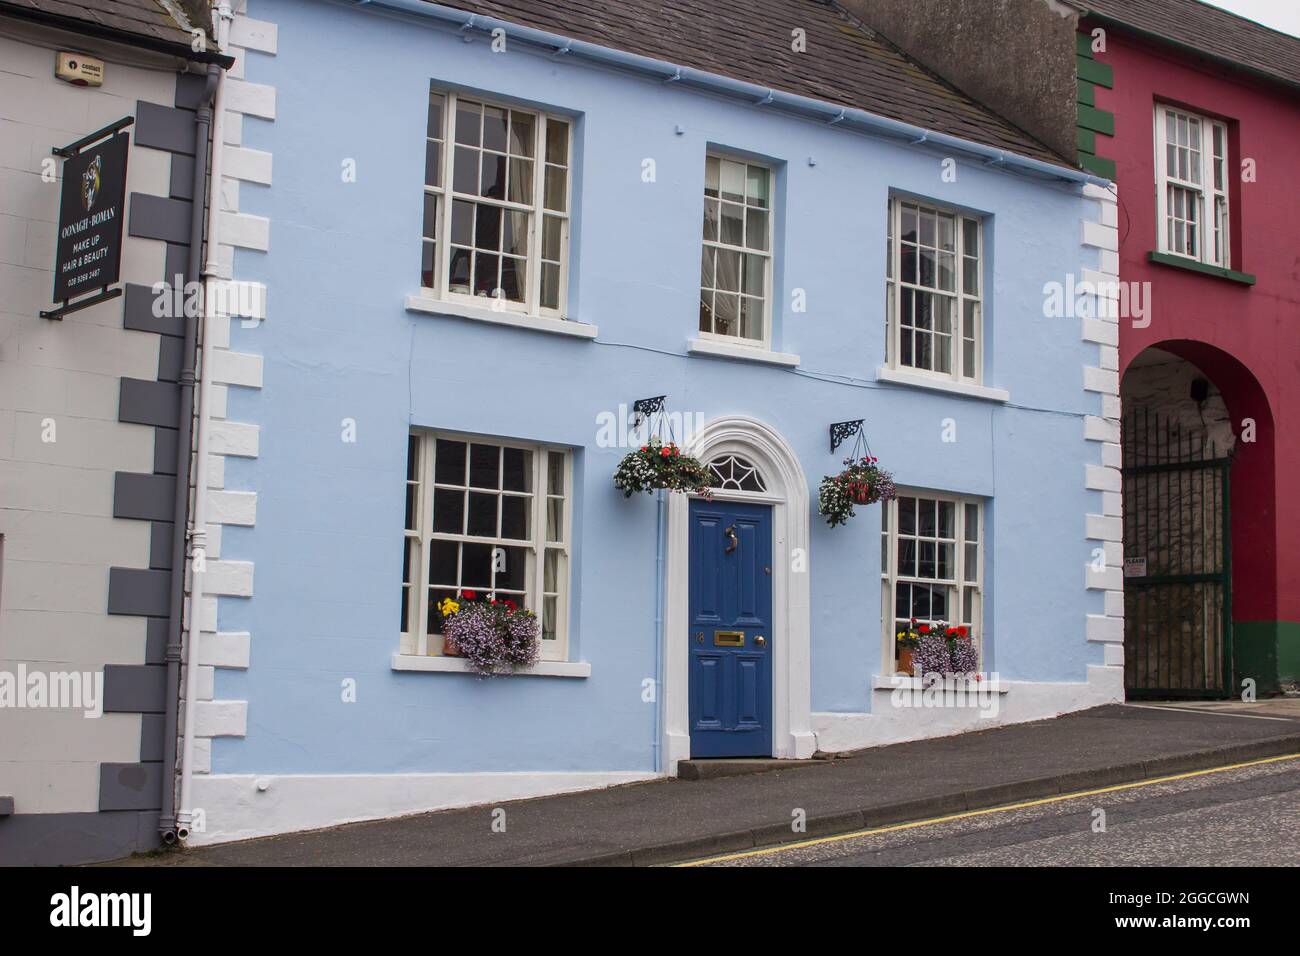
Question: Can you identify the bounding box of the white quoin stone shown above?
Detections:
[1086,513,1123,542]
[1086,464,1122,493]
[204,560,254,598]
[209,421,260,458]
[193,699,248,737]
[223,145,273,185]
[1082,220,1118,251]
[1086,614,1124,644]
[209,490,257,526]
[1084,366,1119,396]
[210,350,263,389]
[1084,415,1121,444]
[224,78,276,119]
[229,16,278,53]
[198,631,252,669]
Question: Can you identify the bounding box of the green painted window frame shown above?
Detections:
[1147,251,1256,286]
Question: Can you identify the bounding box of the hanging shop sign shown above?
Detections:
[43,116,133,320]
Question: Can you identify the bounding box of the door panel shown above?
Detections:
[688,499,773,757]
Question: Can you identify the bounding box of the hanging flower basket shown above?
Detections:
[818,456,896,527]
[614,438,714,498]
[439,593,540,677]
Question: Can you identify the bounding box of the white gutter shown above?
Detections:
[176,0,234,842]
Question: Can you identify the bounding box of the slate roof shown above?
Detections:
[1082,0,1300,89]
[0,0,224,61]
[435,0,1070,167]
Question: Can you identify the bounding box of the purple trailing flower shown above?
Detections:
[443,602,507,676]
[912,633,952,684]
[502,607,541,668]
[443,598,541,676]
[910,626,981,683]
[949,636,979,676]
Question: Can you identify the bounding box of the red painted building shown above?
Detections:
[1081,0,1300,694]
[839,0,1298,695]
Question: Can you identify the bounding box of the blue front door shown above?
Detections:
[688,499,773,758]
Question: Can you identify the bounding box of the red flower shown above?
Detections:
[640,445,648,453]
[504,599,517,612]
[957,626,969,638]
[661,447,671,457]
[918,624,930,635]
[461,589,477,600]
[946,627,957,637]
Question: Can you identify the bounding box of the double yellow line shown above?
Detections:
[676,751,1300,866]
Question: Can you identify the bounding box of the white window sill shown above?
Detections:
[688,337,800,367]
[873,674,1010,694]
[875,366,1009,403]
[391,653,592,678]
[405,295,598,340]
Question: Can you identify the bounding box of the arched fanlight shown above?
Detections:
[708,454,766,492]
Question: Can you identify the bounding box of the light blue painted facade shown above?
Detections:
[215,0,1108,779]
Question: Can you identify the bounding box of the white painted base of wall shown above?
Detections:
[185,769,657,846]
[187,668,1122,847]
[812,665,1124,753]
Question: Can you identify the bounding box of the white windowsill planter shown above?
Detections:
[875,366,1009,403]
[406,295,598,340]
[872,674,1010,694]
[392,653,592,678]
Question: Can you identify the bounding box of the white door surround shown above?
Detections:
[661,416,816,770]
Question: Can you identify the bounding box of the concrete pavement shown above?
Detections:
[114,701,1300,867]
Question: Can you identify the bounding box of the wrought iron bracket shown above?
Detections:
[829,419,864,454]
[51,115,133,159]
[40,286,122,321]
[632,395,666,426]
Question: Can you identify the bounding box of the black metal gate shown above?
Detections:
[1121,407,1233,699]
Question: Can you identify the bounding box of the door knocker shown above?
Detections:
[724,524,738,554]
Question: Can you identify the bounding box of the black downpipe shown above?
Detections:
[159,65,220,843]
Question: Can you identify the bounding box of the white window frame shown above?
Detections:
[1154,105,1230,269]
[421,88,573,318]
[699,153,774,348]
[880,491,984,673]
[402,430,573,663]
[886,197,983,384]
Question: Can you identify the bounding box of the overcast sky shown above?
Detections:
[1201,0,1300,37]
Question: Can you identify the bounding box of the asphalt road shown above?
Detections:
[693,756,1300,866]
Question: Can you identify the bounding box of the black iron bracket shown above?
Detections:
[51,115,133,158]
[632,395,666,425]
[40,286,122,321]
[829,419,864,454]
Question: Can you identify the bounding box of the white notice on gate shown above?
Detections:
[1124,557,1148,578]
